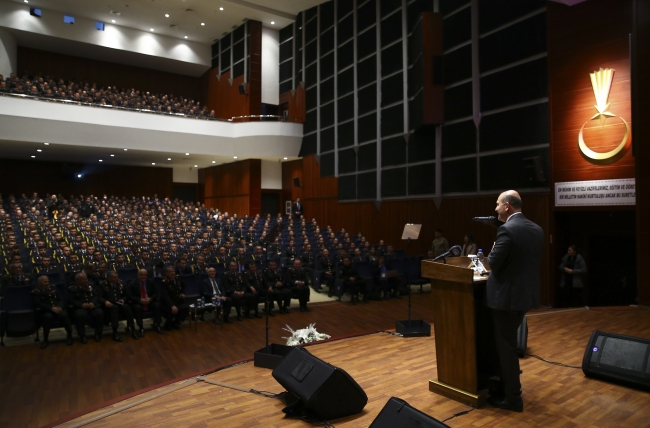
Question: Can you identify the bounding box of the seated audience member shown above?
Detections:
[200,267,232,323]
[338,256,366,305]
[318,249,336,297]
[431,229,450,257]
[32,275,74,349]
[243,262,265,318]
[374,255,399,299]
[285,259,311,312]
[191,255,209,274]
[175,259,192,276]
[128,269,163,334]
[148,260,166,279]
[160,266,189,330]
[33,256,58,274]
[69,272,104,343]
[1,263,32,293]
[101,271,139,341]
[223,261,255,320]
[264,260,291,314]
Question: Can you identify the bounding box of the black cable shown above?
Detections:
[250,389,283,399]
[526,353,582,369]
[441,407,475,423]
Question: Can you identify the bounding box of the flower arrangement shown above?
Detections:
[283,323,331,346]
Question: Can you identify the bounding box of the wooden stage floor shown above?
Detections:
[1,291,650,427]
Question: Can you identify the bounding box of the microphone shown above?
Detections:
[433,245,462,261]
[472,216,504,228]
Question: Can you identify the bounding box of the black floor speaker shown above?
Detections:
[582,330,650,390]
[271,347,367,421]
[369,397,449,427]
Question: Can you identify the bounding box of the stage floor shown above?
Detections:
[55,306,650,428]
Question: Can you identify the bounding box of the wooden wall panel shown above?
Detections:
[634,0,650,305]
[279,84,306,123]
[200,159,262,217]
[248,21,263,117]
[421,13,444,125]
[249,159,262,216]
[281,159,304,206]
[204,195,250,217]
[17,47,206,104]
[0,159,172,198]
[207,69,251,120]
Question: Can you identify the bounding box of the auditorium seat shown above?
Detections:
[1,286,37,345]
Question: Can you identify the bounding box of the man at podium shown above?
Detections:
[487,190,544,412]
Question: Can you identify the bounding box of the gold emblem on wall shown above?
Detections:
[578,68,630,165]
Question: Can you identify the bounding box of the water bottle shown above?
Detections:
[201,296,205,308]
[477,249,484,263]
[212,295,217,307]
[216,296,221,307]
[196,298,201,309]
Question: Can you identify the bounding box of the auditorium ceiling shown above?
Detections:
[9,0,327,44]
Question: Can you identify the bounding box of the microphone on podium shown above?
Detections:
[433,245,462,261]
[472,216,504,228]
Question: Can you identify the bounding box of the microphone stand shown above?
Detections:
[253,291,292,370]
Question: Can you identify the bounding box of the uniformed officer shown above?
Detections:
[264,259,291,314]
[243,262,265,318]
[69,272,104,343]
[223,261,256,320]
[101,271,139,341]
[32,275,73,349]
[339,256,366,305]
[318,249,336,297]
[160,266,189,330]
[285,259,311,312]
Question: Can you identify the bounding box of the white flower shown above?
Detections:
[282,323,331,346]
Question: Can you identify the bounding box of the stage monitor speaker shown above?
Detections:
[582,330,650,390]
[293,177,301,188]
[272,347,367,421]
[370,397,449,428]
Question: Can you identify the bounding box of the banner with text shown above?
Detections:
[555,178,636,207]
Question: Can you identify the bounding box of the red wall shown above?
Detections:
[199,159,261,217]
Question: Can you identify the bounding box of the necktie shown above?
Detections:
[140,282,148,311]
[211,278,220,296]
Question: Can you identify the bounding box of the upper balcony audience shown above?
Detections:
[0,72,217,120]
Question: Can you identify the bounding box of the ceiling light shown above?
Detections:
[37,149,42,152]
[77,174,82,178]
[152,162,156,165]
[31,155,35,158]
[212,160,216,164]
[233,156,238,159]
[194,164,198,168]
[185,153,189,156]
[44,143,49,145]
[220,7,223,11]
[99,159,103,162]
[24,0,28,3]
[111,20,116,23]
[271,21,275,25]
[124,148,128,151]
[168,158,172,161]
[150,28,154,32]
[165,14,169,18]
[184,36,188,39]
[110,154,114,157]
[201,23,205,26]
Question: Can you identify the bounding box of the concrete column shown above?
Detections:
[0,27,17,78]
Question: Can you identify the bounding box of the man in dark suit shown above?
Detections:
[285,259,310,312]
[128,269,163,335]
[160,266,189,330]
[291,197,303,220]
[486,190,544,412]
[201,267,232,323]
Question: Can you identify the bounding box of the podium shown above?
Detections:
[421,257,497,408]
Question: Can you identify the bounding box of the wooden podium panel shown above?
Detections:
[422,258,489,407]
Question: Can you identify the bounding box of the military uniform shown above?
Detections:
[160,277,189,329]
[69,283,104,342]
[263,267,291,313]
[191,263,208,274]
[223,271,256,320]
[101,280,138,340]
[243,270,265,317]
[32,285,73,347]
[318,255,336,296]
[284,247,297,261]
[339,264,366,304]
[285,267,311,311]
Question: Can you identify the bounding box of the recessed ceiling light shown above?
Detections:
[220,7,223,11]
[271,21,275,25]
[194,165,198,168]
[212,160,216,163]
[185,153,190,156]
[152,162,156,165]
[77,174,82,178]
[110,154,114,157]
[233,156,238,159]
[150,28,154,32]
[112,20,116,23]
[44,143,49,145]
[184,36,188,39]
[99,159,103,162]
[124,148,128,151]
[31,155,35,158]
[201,23,205,26]
[24,0,28,3]
[37,149,42,152]
[165,14,169,18]
[168,158,172,161]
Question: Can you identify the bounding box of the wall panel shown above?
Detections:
[201,159,261,216]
